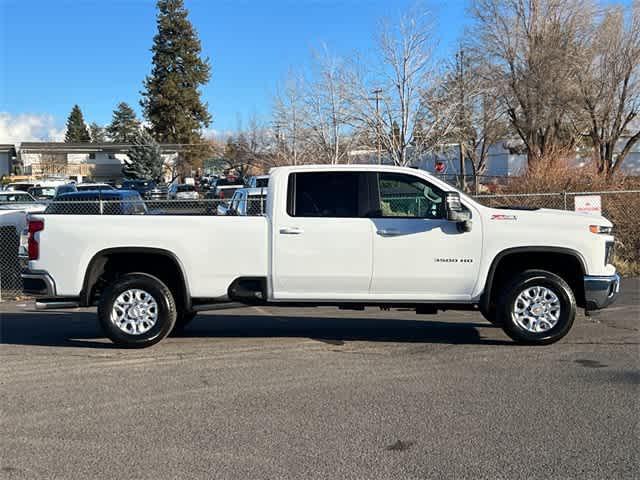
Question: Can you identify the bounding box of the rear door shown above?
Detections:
[271,171,373,300]
[368,172,482,300]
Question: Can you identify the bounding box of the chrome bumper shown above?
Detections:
[584,274,621,311]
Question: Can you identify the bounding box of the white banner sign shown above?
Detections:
[574,195,602,216]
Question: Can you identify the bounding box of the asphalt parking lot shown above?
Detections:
[1,279,638,480]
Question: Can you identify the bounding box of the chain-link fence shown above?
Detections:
[0,190,638,300]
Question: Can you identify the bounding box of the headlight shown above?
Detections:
[589,225,613,234]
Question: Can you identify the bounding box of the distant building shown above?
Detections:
[347,142,527,177]
[347,137,640,176]
[0,145,16,177]
[15,142,182,182]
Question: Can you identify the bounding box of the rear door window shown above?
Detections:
[287,172,363,218]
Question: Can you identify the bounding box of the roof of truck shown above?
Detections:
[269,164,437,178]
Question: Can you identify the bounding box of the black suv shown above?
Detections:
[120,180,159,199]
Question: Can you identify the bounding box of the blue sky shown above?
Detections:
[0,0,470,140]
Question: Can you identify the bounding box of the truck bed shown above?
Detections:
[29,215,269,298]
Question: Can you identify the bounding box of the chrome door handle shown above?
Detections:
[280,227,304,235]
[376,228,402,237]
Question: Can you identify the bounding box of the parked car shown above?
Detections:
[23,165,620,348]
[246,175,269,189]
[4,182,37,192]
[76,183,116,192]
[216,188,267,216]
[44,190,147,215]
[142,184,169,200]
[167,184,199,200]
[120,180,157,199]
[0,192,47,213]
[28,183,77,200]
[210,178,244,200]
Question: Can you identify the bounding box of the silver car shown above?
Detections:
[0,192,47,213]
[167,184,199,200]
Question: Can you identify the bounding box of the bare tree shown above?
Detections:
[273,71,307,165]
[469,0,593,165]
[38,151,68,176]
[304,49,358,164]
[347,8,439,166]
[217,116,277,177]
[577,2,640,176]
[435,49,510,189]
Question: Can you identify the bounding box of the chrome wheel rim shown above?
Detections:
[110,289,159,335]
[512,285,561,333]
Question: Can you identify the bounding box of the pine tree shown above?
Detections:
[107,102,141,143]
[64,105,91,143]
[89,122,107,143]
[123,130,164,181]
[141,0,212,172]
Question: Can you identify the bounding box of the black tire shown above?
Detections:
[171,311,197,335]
[480,305,501,326]
[98,273,177,348]
[497,269,576,345]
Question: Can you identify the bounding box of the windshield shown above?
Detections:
[0,193,35,203]
[29,187,56,198]
[7,184,34,192]
[177,185,195,192]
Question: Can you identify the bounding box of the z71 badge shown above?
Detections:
[491,214,517,221]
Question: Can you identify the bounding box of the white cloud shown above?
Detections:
[0,112,66,144]
[202,127,219,139]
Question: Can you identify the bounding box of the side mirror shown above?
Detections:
[444,192,472,232]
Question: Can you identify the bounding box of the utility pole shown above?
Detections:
[371,88,383,165]
[456,49,466,191]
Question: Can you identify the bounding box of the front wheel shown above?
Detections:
[98,273,177,348]
[497,270,576,345]
[170,311,197,335]
[480,305,501,326]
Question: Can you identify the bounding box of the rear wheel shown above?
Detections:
[497,269,576,345]
[98,273,176,348]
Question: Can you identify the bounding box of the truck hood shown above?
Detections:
[486,207,613,228]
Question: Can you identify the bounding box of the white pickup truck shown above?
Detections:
[22,165,620,347]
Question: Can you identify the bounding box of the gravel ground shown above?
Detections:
[1,279,638,479]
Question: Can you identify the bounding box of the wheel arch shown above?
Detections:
[80,247,191,310]
[481,246,587,312]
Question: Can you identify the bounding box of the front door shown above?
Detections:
[368,172,482,301]
[271,171,373,300]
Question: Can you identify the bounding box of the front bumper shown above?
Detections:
[584,273,621,311]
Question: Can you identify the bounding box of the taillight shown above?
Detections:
[219,191,225,199]
[27,219,44,260]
